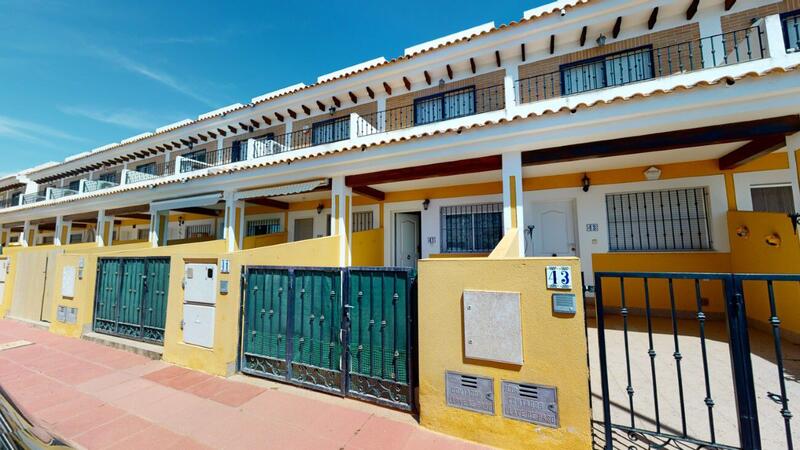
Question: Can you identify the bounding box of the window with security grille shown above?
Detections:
[751,185,795,214]
[136,162,156,175]
[246,218,281,237]
[185,224,213,239]
[606,187,712,251]
[97,172,118,183]
[414,86,476,126]
[312,117,349,145]
[70,233,83,243]
[561,46,654,95]
[440,203,503,253]
[137,228,150,240]
[352,211,374,232]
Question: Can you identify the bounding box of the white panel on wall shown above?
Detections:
[184,263,217,305]
[463,290,523,365]
[183,304,215,348]
[61,266,76,298]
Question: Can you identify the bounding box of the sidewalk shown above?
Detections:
[0,319,487,450]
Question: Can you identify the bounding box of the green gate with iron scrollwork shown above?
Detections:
[240,266,416,410]
[93,257,170,344]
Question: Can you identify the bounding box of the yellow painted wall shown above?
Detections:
[488,229,521,258]
[728,211,800,341]
[592,253,732,314]
[352,228,383,266]
[242,232,288,250]
[418,257,590,450]
[46,235,343,376]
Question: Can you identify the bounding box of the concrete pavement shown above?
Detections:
[0,319,488,450]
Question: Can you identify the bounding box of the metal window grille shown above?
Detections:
[69,233,83,243]
[137,228,150,240]
[246,218,281,237]
[67,180,81,191]
[413,86,476,126]
[185,224,213,239]
[97,172,119,183]
[136,163,157,175]
[783,10,800,51]
[561,46,654,95]
[440,203,503,253]
[606,187,712,252]
[352,211,374,232]
[311,117,350,145]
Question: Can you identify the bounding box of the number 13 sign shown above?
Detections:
[546,266,572,290]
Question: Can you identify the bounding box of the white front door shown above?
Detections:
[526,200,577,257]
[394,212,420,269]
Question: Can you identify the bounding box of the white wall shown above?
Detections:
[382,194,503,266]
[523,174,730,288]
[734,168,800,212]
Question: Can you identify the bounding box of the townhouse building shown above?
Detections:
[1,0,799,448]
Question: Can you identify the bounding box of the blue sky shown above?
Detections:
[0,0,547,175]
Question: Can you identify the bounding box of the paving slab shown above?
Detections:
[0,318,486,449]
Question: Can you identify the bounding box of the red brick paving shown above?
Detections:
[0,319,487,449]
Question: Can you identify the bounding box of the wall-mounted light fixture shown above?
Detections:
[316,203,324,214]
[438,79,446,88]
[581,174,591,192]
[423,199,431,211]
[644,166,662,181]
[178,216,185,227]
[328,106,336,116]
[596,34,607,47]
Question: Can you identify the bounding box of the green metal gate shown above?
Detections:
[240,266,416,410]
[93,257,171,344]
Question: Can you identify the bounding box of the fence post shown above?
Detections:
[593,274,614,449]
[724,276,762,449]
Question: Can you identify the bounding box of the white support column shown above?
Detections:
[285,121,293,150]
[331,176,353,266]
[502,151,525,257]
[349,113,359,140]
[224,194,245,253]
[96,210,115,247]
[697,12,724,68]
[765,14,788,60]
[787,132,800,214]
[20,221,32,247]
[217,135,225,165]
[54,216,64,246]
[502,63,519,110]
[376,96,387,132]
[149,210,169,248]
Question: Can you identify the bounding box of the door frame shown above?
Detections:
[385,204,422,268]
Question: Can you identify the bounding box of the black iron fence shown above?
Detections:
[593,271,797,450]
[783,10,800,52]
[356,84,505,138]
[178,146,247,173]
[517,27,765,104]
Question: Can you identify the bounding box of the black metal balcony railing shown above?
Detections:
[783,11,800,52]
[516,26,765,104]
[0,198,16,209]
[252,115,351,158]
[178,146,247,173]
[355,84,505,138]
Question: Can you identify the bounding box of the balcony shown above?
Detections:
[47,187,78,200]
[81,180,118,193]
[2,18,795,213]
[516,26,766,104]
[22,192,47,205]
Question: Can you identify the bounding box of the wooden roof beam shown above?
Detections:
[648,7,659,30]
[383,82,392,96]
[352,185,385,201]
[345,155,502,187]
[613,17,622,38]
[522,115,800,166]
[719,136,787,170]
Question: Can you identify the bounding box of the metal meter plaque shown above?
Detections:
[501,381,559,427]
[445,371,494,415]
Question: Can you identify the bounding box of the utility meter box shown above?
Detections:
[184,263,217,305]
[463,290,523,365]
[183,304,215,348]
[0,260,8,282]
